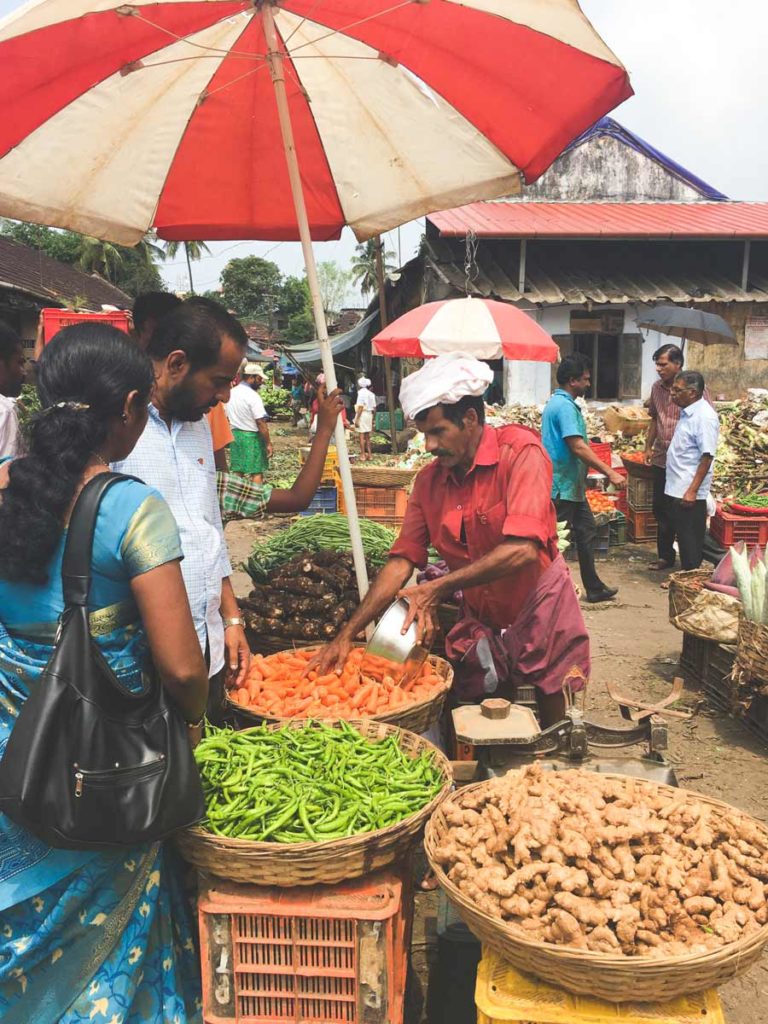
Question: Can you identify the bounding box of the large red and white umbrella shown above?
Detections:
[373,297,559,362]
[0,1,630,244]
[0,0,628,600]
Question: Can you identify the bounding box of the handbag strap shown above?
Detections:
[61,472,137,608]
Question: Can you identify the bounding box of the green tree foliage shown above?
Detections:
[350,239,395,297]
[220,256,283,320]
[287,308,316,344]
[316,260,351,316]
[278,275,311,319]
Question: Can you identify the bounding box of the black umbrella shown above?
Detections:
[636,305,736,347]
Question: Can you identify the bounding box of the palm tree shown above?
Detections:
[163,239,211,294]
[78,236,124,281]
[351,238,395,298]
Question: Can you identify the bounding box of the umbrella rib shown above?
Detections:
[122,8,263,60]
[284,0,414,57]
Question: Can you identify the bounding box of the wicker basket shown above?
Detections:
[668,568,712,626]
[350,464,417,488]
[176,719,452,886]
[424,775,768,1002]
[734,614,768,685]
[226,647,453,735]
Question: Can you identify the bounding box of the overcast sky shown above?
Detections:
[2,0,767,295]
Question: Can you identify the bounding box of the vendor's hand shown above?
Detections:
[224,625,250,688]
[397,581,440,648]
[266,442,274,459]
[307,633,353,676]
[643,449,653,466]
[681,488,698,509]
[607,470,627,490]
[187,723,203,749]
[316,386,344,434]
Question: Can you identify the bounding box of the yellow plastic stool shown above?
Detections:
[475,947,725,1024]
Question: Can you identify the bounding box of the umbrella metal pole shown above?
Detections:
[374,236,399,455]
[262,1,371,604]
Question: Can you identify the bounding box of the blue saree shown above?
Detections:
[0,479,202,1022]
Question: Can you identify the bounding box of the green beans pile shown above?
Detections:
[733,493,768,509]
[194,721,444,843]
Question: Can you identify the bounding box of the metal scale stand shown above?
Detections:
[452,677,690,787]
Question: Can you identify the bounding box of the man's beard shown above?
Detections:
[165,381,212,422]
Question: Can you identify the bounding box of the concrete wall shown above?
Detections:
[503,304,666,406]
[684,301,768,399]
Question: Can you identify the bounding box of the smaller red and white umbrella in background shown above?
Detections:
[372,297,559,362]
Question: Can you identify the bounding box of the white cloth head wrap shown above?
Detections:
[398,353,494,421]
[357,376,371,388]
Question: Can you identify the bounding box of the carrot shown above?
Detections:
[351,681,375,709]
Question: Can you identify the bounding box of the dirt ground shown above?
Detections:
[226,425,768,1023]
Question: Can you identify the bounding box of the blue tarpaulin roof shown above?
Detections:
[282,309,379,365]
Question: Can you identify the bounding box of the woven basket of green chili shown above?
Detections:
[175,719,452,886]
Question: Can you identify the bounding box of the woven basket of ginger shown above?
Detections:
[425,764,768,1001]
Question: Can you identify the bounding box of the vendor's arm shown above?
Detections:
[256,416,273,460]
[565,435,626,489]
[681,454,714,507]
[398,538,538,637]
[220,575,250,687]
[312,556,415,673]
[644,418,658,465]
[267,387,343,512]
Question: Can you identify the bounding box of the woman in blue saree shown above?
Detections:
[0,325,209,1022]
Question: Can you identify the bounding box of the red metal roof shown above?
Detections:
[428,202,768,240]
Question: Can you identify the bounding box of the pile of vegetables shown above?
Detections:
[731,545,768,624]
[265,447,302,489]
[728,494,768,511]
[246,514,396,583]
[714,396,768,494]
[243,548,363,642]
[259,372,292,418]
[586,491,620,515]
[556,521,571,554]
[432,764,768,957]
[228,646,445,718]
[195,721,444,842]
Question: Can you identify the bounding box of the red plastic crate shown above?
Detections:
[627,507,657,542]
[41,307,131,343]
[198,864,411,1024]
[589,441,612,465]
[337,479,408,526]
[710,508,768,548]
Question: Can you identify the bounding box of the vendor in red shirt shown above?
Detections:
[315,354,590,727]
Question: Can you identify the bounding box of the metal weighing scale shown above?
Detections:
[451,677,690,786]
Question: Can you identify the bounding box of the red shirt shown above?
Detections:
[390,425,558,630]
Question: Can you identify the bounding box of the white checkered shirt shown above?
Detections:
[114,404,232,675]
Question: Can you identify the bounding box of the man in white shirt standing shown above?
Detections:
[354,376,377,462]
[0,321,27,458]
[114,299,250,712]
[665,370,720,571]
[225,362,272,483]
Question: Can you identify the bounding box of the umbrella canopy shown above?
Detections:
[372,298,559,362]
[0,1,631,244]
[636,306,736,346]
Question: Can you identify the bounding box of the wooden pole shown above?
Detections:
[374,236,398,454]
[262,1,370,602]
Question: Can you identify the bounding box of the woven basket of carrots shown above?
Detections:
[226,645,453,735]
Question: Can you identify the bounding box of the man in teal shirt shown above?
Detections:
[542,354,625,603]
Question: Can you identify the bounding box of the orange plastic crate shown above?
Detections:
[41,307,131,343]
[198,863,411,1024]
[337,478,408,526]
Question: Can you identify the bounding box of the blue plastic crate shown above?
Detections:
[299,485,338,516]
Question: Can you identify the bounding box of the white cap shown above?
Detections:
[243,361,266,378]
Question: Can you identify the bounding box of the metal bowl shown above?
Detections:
[365,599,429,682]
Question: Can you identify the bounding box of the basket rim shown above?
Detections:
[188,718,453,855]
[226,646,453,725]
[424,772,768,970]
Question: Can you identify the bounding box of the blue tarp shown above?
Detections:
[282,309,380,365]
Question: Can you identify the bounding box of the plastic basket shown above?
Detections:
[609,512,626,546]
[298,485,337,516]
[375,410,404,432]
[198,862,411,1024]
[710,507,768,548]
[628,474,654,512]
[41,307,131,343]
[299,446,339,485]
[627,508,657,542]
[589,441,612,465]
[337,478,408,526]
[475,946,724,1024]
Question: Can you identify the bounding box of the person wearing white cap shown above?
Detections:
[313,353,590,729]
[225,360,272,482]
[354,375,377,461]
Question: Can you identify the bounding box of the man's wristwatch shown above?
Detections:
[222,616,244,630]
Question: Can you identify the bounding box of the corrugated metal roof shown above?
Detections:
[429,202,768,240]
[0,236,132,308]
[425,238,768,305]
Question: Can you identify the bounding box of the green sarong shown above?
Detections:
[230,428,269,474]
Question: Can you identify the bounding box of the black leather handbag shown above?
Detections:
[0,472,205,849]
